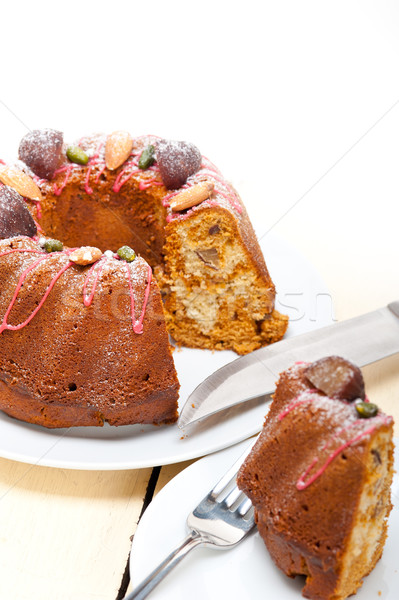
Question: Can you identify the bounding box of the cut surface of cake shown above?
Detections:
[0,128,288,355]
[0,190,179,428]
[237,356,395,600]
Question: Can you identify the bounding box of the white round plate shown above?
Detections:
[0,233,334,469]
[130,438,399,600]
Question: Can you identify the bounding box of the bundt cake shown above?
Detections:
[237,356,395,600]
[0,188,179,428]
[0,128,288,355]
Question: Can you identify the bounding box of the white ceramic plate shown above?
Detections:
[130,438,399,600]
[0,233,334,469]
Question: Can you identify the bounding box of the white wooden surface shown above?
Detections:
[0,1,398,598]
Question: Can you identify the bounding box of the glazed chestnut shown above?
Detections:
[305,356,365,401]
[156,139,201,189]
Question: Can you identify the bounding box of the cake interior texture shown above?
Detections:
[237,360,395,600]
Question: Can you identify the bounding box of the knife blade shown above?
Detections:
[178,301,399,429]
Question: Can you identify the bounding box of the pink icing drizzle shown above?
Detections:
[277,389,391,490]
[53,164,74,196]
[82,260,106,307]
[111,154,161,193]
[0,247,152,336]
[277,393,317,420]
[112,167,136,193]
[124,263,152,334]
[84,140,104,194]
[164,158,243,222]
[82,257,152,334]
[0,249,73,333]
[296,420,386,490]
[46,138,240,219]
[94,164,107,184]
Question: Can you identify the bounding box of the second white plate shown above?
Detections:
[130,438,399,599]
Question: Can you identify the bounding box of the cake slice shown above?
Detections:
[237,356,395,600]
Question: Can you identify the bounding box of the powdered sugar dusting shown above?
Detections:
[18,129,63,180]
[156,139,202,189]
[274,384,392,490]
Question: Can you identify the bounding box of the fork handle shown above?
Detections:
[125,532,203,599]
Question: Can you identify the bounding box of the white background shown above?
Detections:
[0,0,398,318]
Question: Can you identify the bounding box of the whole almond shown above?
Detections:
[105,131,133,170]
[170,181,214,212]
[69,246,102,266]
[0,165,43,201]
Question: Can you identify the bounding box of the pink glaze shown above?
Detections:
[276,388,391,490]
[0,250,73,334]
[199,160,243,214]
[82,257,152,334]
[163,167,242,220]
[31,199,42,220]
[112,167,136,193]
[111,155,161,193]
[0,248,153,336]
[84,140,105,194]
[0,248,44,259]
[82,260,106,307]
[138,179,163,191]
[94,165,107,184]
[46,138,240,214]
[296,419,386,490]
[84,166,94,194]
[278,393,317,420]
[165,197,229,223]
[124,263,152,334]
[53,164,74,196]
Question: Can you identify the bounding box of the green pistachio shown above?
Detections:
[117,245,136,263]
[138,144,155,170]
[66,145,89,165]
[43,238,63,253]
[355,401,379,418]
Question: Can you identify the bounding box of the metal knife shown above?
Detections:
[178,300,399,429]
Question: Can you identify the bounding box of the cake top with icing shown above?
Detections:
[3,130,243,223]
[0,236,153,337]
[249,358,393,494]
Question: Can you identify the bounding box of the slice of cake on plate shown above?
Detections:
[238,356,395,600]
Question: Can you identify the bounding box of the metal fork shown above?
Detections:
[125,441,256,599]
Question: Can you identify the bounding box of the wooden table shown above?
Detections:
[0,184,397,599]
